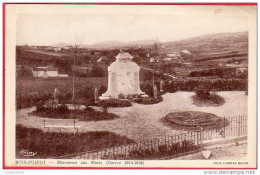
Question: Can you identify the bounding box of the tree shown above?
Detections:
[70,35,81,101]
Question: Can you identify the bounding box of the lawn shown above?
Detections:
[16,77,108,96]
[16,124,134,159]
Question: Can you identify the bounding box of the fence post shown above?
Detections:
[238,116,241,136]
[43,130,46,158]
[199,126,203,143]
[168,135,170,148]
[224,116,226,138]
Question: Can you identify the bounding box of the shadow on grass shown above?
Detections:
[16,124,134,159]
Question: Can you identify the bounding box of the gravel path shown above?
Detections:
[16,91,247,142]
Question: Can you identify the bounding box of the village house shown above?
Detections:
[53,47,62,52]
[32,66,68,78]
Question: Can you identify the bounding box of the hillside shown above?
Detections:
[161,31,248,61]
[82,39,156,49]
[16,31,248,77]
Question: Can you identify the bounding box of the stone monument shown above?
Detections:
[100,52,147,99]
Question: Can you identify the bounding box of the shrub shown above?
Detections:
[195,88,210,100]
[140,82,154,97]
[36,102,45,112]
[118,94,125,99]
[133,96,163,105]
[16,65,33,77]
[56,104,69,114]
[97,99,132,108]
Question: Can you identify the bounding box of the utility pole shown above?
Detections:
[152,37,160,88]
[72,48,76,101]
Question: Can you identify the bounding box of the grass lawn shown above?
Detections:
[16,124,134,159]
[16,77,108,96]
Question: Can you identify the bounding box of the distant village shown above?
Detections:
[16,36,248,80]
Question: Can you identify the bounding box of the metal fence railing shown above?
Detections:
[53,115,247,160]
[54,131,201,160]
[201,115,247,141]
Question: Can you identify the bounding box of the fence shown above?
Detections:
[53,115,247,160]
[201,115,247,141]
[54,131,201,160]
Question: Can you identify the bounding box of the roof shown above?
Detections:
[33,67,58,71]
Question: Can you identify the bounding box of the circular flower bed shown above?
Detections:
[166,111,225,127]
[192,93,225,107]
[30,104,120,121]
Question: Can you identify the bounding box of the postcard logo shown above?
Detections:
[20,149,37,157]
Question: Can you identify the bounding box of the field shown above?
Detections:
[17,77,108,96]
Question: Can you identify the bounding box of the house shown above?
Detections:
[163,57,172,62]
[236,67,247,75]
[65,46,72,50]
[167,52,181,58]
[181,50,191,55]
[53,47,61,52]
[32,66,67,78]
[150,57,155,62]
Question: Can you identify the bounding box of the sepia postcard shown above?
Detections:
[3,3,257,169]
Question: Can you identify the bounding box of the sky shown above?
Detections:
[16,11,248,46]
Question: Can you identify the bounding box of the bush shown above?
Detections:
[133,96,163,105]
[16,65,33,77]
[36,103,69,115]
[36,102,45,112]
[195,88,210,100]
[162,79,247,92]
[32,104,119,121]
[97,99,132,108]
[56,104,69,114]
